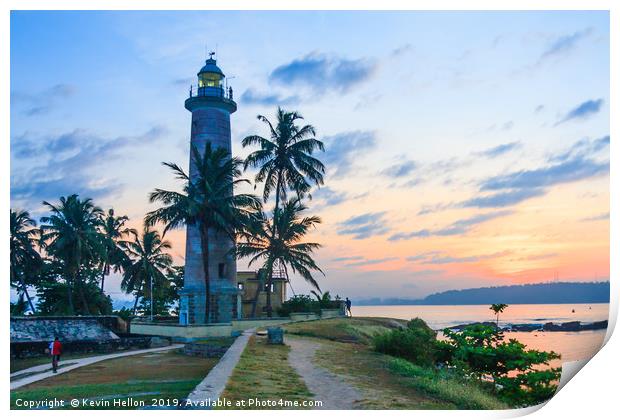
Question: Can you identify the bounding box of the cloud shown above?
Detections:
[389,210,512,241]
[12,83,76,116]
[382,160,417,178]
[391,44,413,57]
[346,257,399,267]
[171,77,193,86]
[240,88,299,106]
[269,52,377,94]
[549,135,609,163]
[534,105,545,113]
[11,126,167,208]
[331,256,364,262]
[406,251,442,262]
[580,212,609,222]
[321,131,377,177]
[480,156,608,191]
[420,251,510,265]
[310,186,367,208]
[460,188,546,208]
[477,141,521,158]
[539,27,593,62]
[337,211,390,240]
[555,99,604,125]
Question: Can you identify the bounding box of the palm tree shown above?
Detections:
[145,143,260,322]
[10,209,42,313]
[242,107,325,219]
[490,303,509,329]
[99,209,136,292]
[39,195,104,315]
[236,199,323,317]
[120,227,173,318]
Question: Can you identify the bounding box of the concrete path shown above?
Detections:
[184,330,253,408]
[287,336,362,409]
[10,345,183,390]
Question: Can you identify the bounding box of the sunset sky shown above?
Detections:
[10,11,610,304]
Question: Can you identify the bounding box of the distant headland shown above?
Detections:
[358,282,610,306]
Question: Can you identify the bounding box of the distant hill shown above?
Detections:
[358,282,610,306]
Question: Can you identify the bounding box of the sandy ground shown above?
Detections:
[286,336,362,409]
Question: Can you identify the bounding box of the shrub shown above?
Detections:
[441,324,561,407]
[373,317,438,367]
[276,295,320,317]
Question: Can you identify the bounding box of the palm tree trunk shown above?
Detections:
[66,274,75,315]
[250,269,265,318]
[265,261,274,318]
[21,280,36,314]
[199,223,211,323]
[77,271,91,316]
[132,292,140,315]
[100,263,108,291]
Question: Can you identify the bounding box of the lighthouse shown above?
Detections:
[179,54,238,325]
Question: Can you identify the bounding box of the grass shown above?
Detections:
[11,350,136,373]
[287,317,507,410]
[386,358,509,410]
[11,350,220,409]
[219,336,313,409]
[284,317,405,344]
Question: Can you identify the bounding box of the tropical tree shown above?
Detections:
[10,209,42,313]
[242,108,325,313]
[236,199,323,317]
[490,303,509,329]
[243,107,325,211]
[145,143,260,322]
[39,195,105,315]
[120,227,173,319]
[98,209,136,292]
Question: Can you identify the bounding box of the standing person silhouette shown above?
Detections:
[345,297,352,317]
[50,336,62,373]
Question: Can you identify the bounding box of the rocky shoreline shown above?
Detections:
[446,320,608,332]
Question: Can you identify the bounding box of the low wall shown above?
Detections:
[131,310,344,339]
[131,322,233,338]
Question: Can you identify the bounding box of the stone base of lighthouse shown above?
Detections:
[178,285,239,325]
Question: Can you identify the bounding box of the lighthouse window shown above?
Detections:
[218,263,227,278]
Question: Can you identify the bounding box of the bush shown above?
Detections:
[373,317,438,367]
[276,295,320,317]
[440,324,561,407]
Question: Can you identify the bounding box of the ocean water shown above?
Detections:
[354,303,609,363]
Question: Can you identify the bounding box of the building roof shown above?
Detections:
[198,58,225,77]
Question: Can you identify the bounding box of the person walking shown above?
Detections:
[345,297,352,317]
[50,336,62,373]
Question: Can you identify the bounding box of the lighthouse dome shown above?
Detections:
[198,58,225,77]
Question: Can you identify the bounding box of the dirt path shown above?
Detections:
[287,335,362,409]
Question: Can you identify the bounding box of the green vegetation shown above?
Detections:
[439,324,561,407]
[373,318,438,367]
[296,319,506,409]
[288,317,556,408]
[386,358,507,410]
[11,350,219,409]
[490,303,509,328]
[120,228,173,316]
[145,143,260,322]
[219,336,313,409]
[285,316,402,344]
[240,108,325,316]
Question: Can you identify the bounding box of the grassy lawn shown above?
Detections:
[286,317,508,410]
[11,350,220,409]
[11,349,143,373]
[219,336,313,409]
[284,316,406,344]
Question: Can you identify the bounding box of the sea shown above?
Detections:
[354,303,610,364]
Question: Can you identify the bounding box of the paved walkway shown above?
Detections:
[287,336,362,409]
[10,345,183,390]
[184,330,253,408]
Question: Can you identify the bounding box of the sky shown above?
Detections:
[10,11,610,304]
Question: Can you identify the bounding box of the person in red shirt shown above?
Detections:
[50,336,62,373]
